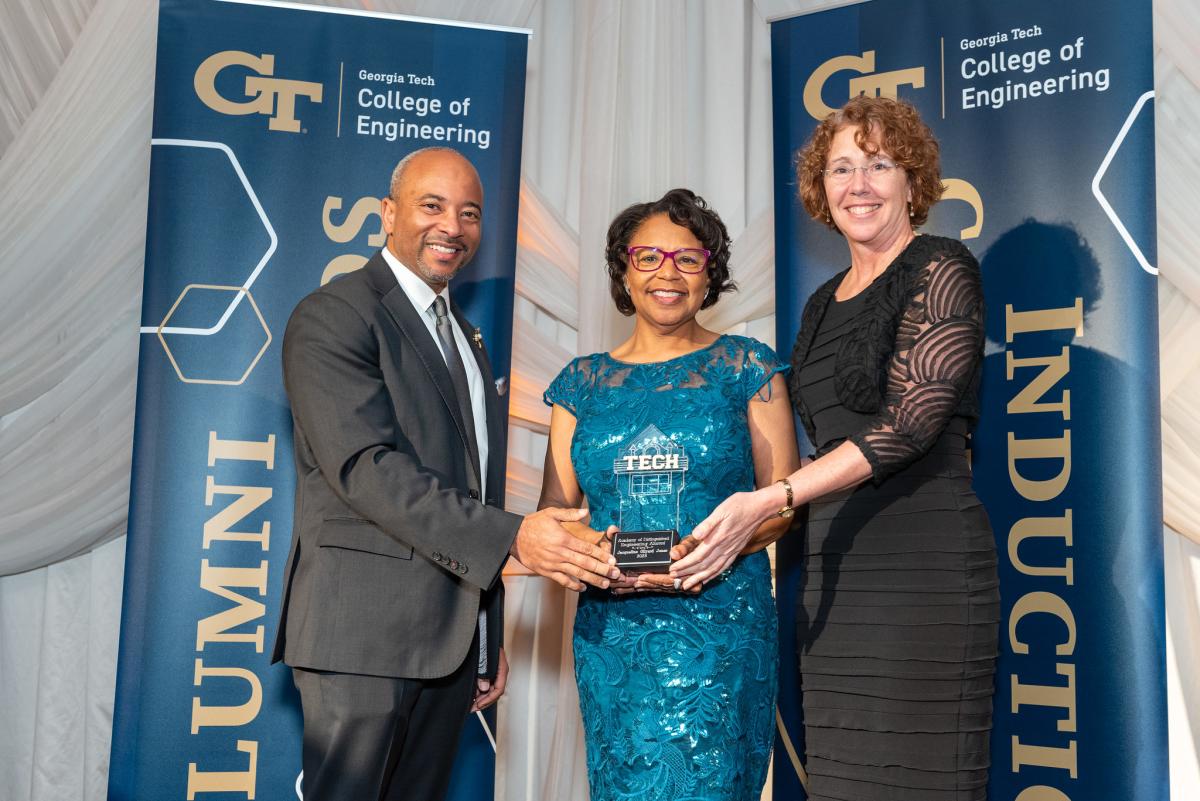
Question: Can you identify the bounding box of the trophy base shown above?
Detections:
[611,529,679,575]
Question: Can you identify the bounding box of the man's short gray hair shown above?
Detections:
[388,146,463,199]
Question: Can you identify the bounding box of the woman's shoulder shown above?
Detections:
[554,351,607,377]
[715,335,787,379]
[900,234,978,272]
[791,272,845,339]
[545,353,607,407]
[805,269,847,307]
[716,334,779,361]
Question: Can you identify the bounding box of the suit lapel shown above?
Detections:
[367,255,478,477]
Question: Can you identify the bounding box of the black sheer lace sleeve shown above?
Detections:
[848,245,985,482]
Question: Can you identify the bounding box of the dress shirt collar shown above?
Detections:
[381,246,449,318]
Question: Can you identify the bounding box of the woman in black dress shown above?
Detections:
[669,95,999,800]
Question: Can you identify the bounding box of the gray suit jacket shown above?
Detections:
[272,252,520,680]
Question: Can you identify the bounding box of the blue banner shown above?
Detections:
[110,1,527,798]
[770,1,1164,799]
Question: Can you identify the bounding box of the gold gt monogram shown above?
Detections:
[194,51,323,133]
[803,51,924,120]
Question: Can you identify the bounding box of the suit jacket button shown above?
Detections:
[469,489,480,500]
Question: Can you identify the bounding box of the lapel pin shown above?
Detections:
[472,329,483,349]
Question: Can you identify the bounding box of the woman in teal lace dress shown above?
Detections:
[539,189,801,801]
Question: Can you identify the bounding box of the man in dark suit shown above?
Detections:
[273,147,618,801]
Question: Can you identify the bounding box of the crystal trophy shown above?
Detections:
[610,424,687,574]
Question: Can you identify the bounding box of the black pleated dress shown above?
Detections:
[792,239,1000,801]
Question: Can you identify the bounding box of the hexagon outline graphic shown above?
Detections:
[139,138,278,336]
[1091,90,1157,276]
[156,284,272,386]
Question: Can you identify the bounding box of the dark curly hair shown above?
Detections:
[797,95,944,230]
[605,188,735,316]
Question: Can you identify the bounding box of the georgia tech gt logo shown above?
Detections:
[194,51,323,133]
[804,51,924,120]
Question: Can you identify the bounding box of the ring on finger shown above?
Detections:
[673,578,682,591]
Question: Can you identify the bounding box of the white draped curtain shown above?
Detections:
[0,0,1196,799]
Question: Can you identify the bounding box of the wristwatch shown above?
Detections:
[775,478,795,519]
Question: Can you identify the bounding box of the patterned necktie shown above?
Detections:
[432,295,481,485]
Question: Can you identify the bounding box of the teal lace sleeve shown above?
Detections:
[543,358,581,416]
[738,336,787,403]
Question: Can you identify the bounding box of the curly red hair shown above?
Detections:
[797,95,943,229]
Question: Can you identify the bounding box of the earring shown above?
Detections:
[908,201,915,219]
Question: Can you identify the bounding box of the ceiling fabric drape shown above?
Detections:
[0,0,1197,798]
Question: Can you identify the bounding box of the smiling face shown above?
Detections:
[624,213,710,329]
[382,149,483,290]
[824,124,913,252]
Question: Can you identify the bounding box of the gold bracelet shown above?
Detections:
[775,478,795,519]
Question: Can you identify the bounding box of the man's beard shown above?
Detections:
[415,236,469,285]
